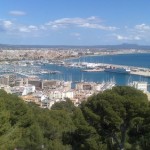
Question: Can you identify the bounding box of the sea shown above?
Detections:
[39,53,150,89]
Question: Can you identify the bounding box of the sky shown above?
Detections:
[0,0,150,45]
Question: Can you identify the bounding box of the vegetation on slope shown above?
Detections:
[0,86,150,150]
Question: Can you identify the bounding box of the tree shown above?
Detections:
[51,98,75,113]
[63,108,107,150]
[0,90,41,149]
[81,86,149,150]
[128,105,150,150]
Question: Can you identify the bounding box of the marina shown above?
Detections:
[1,1,150,149]
[60,61,150,77]
[2,61,150,78]
[0,52,150,108]
[0,53,150,87]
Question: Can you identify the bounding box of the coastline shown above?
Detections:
[62,51,150,62]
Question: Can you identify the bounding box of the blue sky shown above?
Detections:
[0,0,150,45]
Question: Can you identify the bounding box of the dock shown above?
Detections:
[16,72,30,77]
[102,63,150,77]
[65,61,150,77]
[82,69,104,72]
[130,70,150,77]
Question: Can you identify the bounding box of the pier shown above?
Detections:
[64,61,150,77]
[100,63,150,77]
[82,68,104,72]
[103,63,150,77]
[16,72,30,77]
[98,63,150,77]
[130,70,150,77]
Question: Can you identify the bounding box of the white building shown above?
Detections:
[0,84,11,93]
[48,90,74,100]
[10,84,35,96]
[128,81,148,93]
[22,85,35,95]
[62,90,74,99]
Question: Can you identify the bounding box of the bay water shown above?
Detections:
[39,53,150,89]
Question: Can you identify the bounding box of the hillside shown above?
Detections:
[0,86,150,150]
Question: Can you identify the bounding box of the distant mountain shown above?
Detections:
[0,43,150,50]
[90,43,150,50]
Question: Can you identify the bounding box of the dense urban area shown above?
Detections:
[1,0,150,149]
[0,47,149,109]
[0,47,149,61]
[0,47,150,149]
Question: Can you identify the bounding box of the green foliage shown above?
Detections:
[0,90,31,149]
[0,90,75,149]
[63,108,106,150]
[51,98,75,112]
[81,86,149,150]
[0,86,150,150]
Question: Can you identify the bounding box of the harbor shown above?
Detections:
[0,53,150,109]
[0,59,150,82]
[61,61,150,77]
[0,53,149,87]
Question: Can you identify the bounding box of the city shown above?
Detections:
[1,0,150,149]
[0,47,149,110]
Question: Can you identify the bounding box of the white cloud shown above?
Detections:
[3,20,13,28]
[9,11,26,16]
[134,36,141,40]
[40,25,47,30]
[135,24,150,31]
[19,26,30,33]
[0,20,13,32]
[0,19,39,34]
[46,17,117,31]
[115,34,141,41]
[116,35,128,40]
[19,25,39,33]
[0,16,118,38]
[112,24,150,42]
[28,25,38,31]
[80,23,117,30]
[117,23,150,42]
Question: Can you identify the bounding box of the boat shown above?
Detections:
[104,66,130,74]
[82,68,104,72]
[41,70,49,74]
